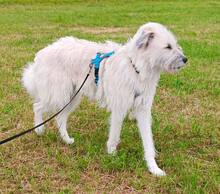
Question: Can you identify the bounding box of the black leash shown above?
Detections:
[0,65,93,145]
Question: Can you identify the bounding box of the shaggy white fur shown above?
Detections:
[22,22,187,176]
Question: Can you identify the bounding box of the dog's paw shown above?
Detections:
[107,145,117,154]
[107,141,118,154]
[35,127,45,136]
[148,166,166,176]
[64,137,74,145]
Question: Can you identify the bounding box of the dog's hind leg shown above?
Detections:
[56,112,74,144]
[33,102,45,135]
[56,96,81,144]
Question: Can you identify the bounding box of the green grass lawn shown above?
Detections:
[0,0,219,193]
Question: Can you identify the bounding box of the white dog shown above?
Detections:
[22,22,187,176]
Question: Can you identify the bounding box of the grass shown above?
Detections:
[0,0,219,193]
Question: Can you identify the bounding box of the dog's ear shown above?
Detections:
[136,31,154,49]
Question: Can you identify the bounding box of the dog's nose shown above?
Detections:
[182,56,188,64]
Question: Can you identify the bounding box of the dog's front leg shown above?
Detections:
[107,111,125,154]
[135,109,166,176]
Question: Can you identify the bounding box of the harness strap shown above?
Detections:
[91,51,115,85]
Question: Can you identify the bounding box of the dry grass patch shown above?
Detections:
[72,26,131,35]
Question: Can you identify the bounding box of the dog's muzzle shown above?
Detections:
[168,55,188,73]
[182,56,188,64]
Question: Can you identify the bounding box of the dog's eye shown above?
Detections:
[165,44,172,50]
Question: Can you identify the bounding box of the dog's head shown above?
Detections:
[133,22,187,73]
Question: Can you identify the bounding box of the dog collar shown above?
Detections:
[91,51,115,85]
[129,58,140,74]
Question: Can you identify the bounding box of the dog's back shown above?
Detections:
[22,36,120,110]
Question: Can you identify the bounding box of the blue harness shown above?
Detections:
[90,51,114,85]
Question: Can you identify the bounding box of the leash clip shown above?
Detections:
[89,63,93,74]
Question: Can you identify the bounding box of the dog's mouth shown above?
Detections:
[167,64,185,73]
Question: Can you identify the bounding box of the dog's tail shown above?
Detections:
[22,62,37,98]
